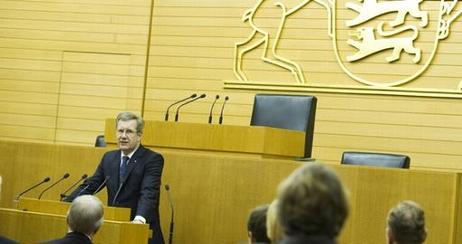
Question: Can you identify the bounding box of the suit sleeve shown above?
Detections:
[135,152,164,222]
[65,154,108,202]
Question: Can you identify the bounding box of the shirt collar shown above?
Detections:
[121,144,140,159]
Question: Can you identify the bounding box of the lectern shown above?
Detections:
[17,197,130,221]
[0,207,149,244]
[105,120,305,158]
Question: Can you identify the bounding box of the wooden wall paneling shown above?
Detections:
[55,51,140,145]
[0,0,152,145]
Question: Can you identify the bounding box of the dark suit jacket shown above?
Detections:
[67,145,164,244]
[0,236,17,244]
[280,235,336,244]
[44,232,92,244]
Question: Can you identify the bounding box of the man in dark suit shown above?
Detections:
[46,195,104,244]
[66,112,164,244]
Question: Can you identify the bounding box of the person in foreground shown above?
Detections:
[0,236,16,244]
[66,112,164,244]
[46,195,104,244]
[277,163,349,244]
[247,204,271,244]
[387,201,427,244]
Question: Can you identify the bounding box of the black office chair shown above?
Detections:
[341,151,410,168]
[250,94,317,159]
[94,135,106,147]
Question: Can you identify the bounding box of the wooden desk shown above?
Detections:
[17,197,130,221]
[160,151,462,244]
[105,120,305,158]
[0,141,461,243]
[0,208,149,244]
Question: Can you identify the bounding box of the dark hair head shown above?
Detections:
[388,201,426,244]
[277,163,349,238]
[247,204,271,243]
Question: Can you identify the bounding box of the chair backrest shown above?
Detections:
[250,94,317,158]
[94,135,107,147]
[341,151,410,168]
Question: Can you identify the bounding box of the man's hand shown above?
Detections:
[132,219,144,224]
[132,215,146,224]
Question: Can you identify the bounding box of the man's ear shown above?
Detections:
[248,231,254,243]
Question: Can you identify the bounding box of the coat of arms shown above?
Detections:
[233,0,462,87]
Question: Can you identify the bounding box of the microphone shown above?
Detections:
[38,173,70,199]
[15,177,50,201]
[165,184,174,244]
[112,175,127,205]
[165,94,197,121]
[219,96,229,125]
[60,174,88,201]
[208,95,220,124]
[174,93,207,122]
[71,179,92,201]
[92,176,109,195]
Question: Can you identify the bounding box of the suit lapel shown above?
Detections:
[112,150,122,186]
[121,145,144,183]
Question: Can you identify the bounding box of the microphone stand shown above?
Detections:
[165,94,197,121]
[38,173,70,199]
[208,95,220,124]
[175,94,206,122]
[165,184,174,244]
[92,176,110,195]
[60,174,88,201]
[219,96,229,124]
[14,177,51,204]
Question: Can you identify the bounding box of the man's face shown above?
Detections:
[116,119,141,154]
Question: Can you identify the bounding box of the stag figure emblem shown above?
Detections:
[233,0,332,83]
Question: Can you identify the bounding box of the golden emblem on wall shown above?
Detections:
[233,0,333,84]
[234,0,461,87]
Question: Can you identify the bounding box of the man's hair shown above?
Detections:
[67,195,104,235]
[116,112,144,134]
[247,204,271,243]
[388,201,426,244]
[277,163,348,238]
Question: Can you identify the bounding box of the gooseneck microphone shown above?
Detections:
[208,95,220,124]
[38,173,70,199]
[219,96,229,125]
[165,184,174,244]
[165,94,197,121]
[92,176,110,195]
[175,93,207,122]
[15,176,51,201]
[60,174,88,201]
[71,178,92,200]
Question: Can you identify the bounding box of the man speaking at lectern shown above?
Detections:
[66,112,164,244]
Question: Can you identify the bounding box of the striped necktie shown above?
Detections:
[119,156,130,184]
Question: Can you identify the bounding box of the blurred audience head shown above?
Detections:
[67,195,104,236]
[266,199,283,243]
[247,204,270,243]
[387,200,426,244]
[277,163,349,239]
